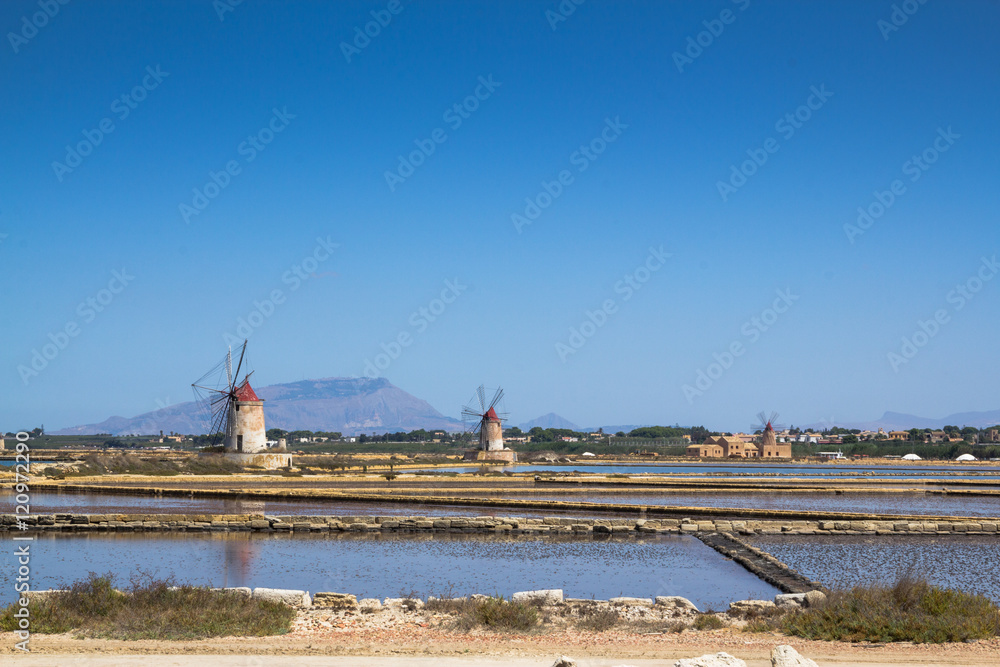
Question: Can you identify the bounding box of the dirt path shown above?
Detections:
[5,630,1000,666]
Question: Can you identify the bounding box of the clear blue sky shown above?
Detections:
[2,0,998,433]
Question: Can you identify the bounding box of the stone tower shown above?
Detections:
[480,407,504,451]
[226,382,266,453]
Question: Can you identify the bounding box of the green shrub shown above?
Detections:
[781,574,1000,643]
[0,572,295,640]
[693,613,726,630]
[457,595,538,632]
[576,608,619,632]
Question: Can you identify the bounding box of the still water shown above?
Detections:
[9,489,997,519]
[748,534,1000,602]
[1,491,562,518]
[420,463,1000,478]
[519,492,1000,518]
[0,532,780,610]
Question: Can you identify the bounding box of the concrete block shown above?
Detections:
[252,587,311,607]
[512,589,563,605]
[655,596,699,612]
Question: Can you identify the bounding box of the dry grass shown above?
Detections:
[63,453,244,477]
[778,574,1000,643]
[693,613,726,630]
[452,595,539,632]
[575,608,620,632]
[0,572,294,640]
[622,618,689,633]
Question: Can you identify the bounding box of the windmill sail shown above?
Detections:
[461,384,508,451]
[192,340,256,449]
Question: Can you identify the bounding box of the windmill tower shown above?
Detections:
[752,411,790,459]
[192,341,267,454]
[462,385,516,462]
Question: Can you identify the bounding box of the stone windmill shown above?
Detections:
[462,385,516,462]
[752,411,790,459]
[192,340,265,453]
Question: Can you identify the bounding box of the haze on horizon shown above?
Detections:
[2,1,998,435]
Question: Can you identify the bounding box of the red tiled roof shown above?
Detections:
[485,407,499,421]
[234,381,260,402]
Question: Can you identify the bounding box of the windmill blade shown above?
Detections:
[230,340,248,393]
[192,384,228,395]
[477,385,486,412]
[487,387,504,411]
[207,395,232,447]
[462,406,484,420]
[756,411,768,426]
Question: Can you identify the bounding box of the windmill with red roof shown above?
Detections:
[462,385,508,453]
[192,340,267,453]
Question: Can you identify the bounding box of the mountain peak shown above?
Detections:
[519,413,580,431]
[52,376,462,436]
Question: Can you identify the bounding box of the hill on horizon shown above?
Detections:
[518,413,580,431]
[803,409,1000,432]
[51,377,464,436]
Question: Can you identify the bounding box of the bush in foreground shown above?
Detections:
[454,595,539,632]
[0,573,295,640]
[779,575,1000,643]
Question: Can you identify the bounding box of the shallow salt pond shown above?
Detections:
[8,489,998,519]
[417,463,1000,479]
[747,534,1000,602]
[1,491,563,518]
[519,491,1000,518]
[0,532,779,609]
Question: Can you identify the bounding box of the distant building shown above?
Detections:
[718,435,748,458]
[686,442,723,457]
[888,431,909,441]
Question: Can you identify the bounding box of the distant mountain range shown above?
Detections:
[52,377,464,436]
[519,413,580,431]
[516,413,651,435]
[803,409,1000,432]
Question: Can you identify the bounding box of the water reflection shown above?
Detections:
[0,532,780,609]
[222,537,254,588]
